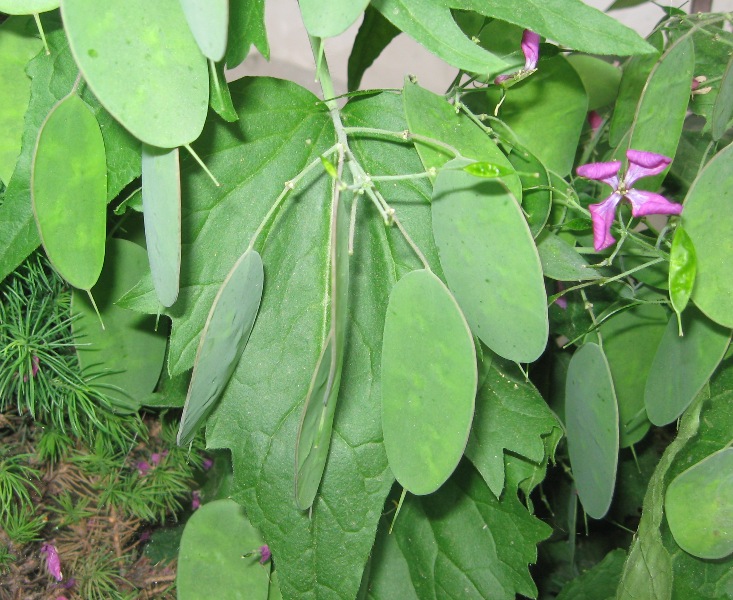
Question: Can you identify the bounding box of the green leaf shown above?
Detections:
[565,342,619,519]
[623,35,695,179]
[113,187,142,215]
[0,19,141,283]
[608,31,662,148]
[178,249,263,446]
[0,0,58,13]
[556,548,626,600]
[366,463,551,600]
[668,225,696,320]
[644,307,731,427]
[456,0,653,57]
[347,6,400,92]
[382,269,477,496]
[608,0,647,8]
[536,230,600,281]
[0,16,42,185]
[32,93,106,290]
[599,303,668,447]
[465,354,562,499]
[503,141,551,237]
[665,447,733,560]
[177,499,269,600]
[432,157,548,362]
[71,239,168,413]
[142,144,181,307]
[62,0,208,147]
[683,142,733,328]
[179,0,228,61]
[566,54,622,111]
[463,161,515,179]
[225,0,268,67]
[300,0,370,38]
[295,190,350,509]
[484,57,588,176]
[712,51,733,141]
[402,80,521,197]
[371,0,509,75]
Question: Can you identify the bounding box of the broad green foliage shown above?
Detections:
[177,499,271,599]
[432,158,548,362]
[483,57,588,176]
[347,6,399,91]
[209,59,238,122]
[713,52,733,140]
[683,142,733,328]
[381,269,477,496]
[565,343,619,519]
[71,239,167,413]
[179,0,228,62]
[141,145,181,307]
[178,249,263,445]
[600,303,668,447]
[0,18,140,283]
[300,0,370,38]
[645,307,731,427]
[668,225,696,323]
[665,447,733,559]
[31,93,106,290]
[225,0,268,67]
[566,54,621,111]
[61,0,208,147]
[364,464,552,600]
[536,231,600,281]
[465,355,561,499]
[0,16,41,185]
[556,549,626,600]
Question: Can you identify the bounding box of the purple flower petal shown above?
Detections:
[587,110,603,131]
[626,189,683,217]
[41,543,63,581]
[202,457,214,470]
[259,544,271,565]
[192,490,201,510]
[624,150,671,184]
[521,30,540,71]
[576,161,621,187]
[494,73,512,85]
[589,193,622,251]
[137,461,151,476]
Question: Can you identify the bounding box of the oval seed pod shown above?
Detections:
[381,269,477,496]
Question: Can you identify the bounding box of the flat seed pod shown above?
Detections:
[142,144,181,307]
[300,0,369,38]
[0,16,42,185]
[682,142,733,328]
[432,157,548,363]
[0,0,59,14]
[665,448,733,560]
[381,269,477,496]
[61,0,208,148]
[31,93,106,290]
[177,249,264,446]
[565,342,619,519]
[644,308,731,426]
[177,499,270,599]
[179,0,228,62]
[71,239,168,413]
[295,193,350,510]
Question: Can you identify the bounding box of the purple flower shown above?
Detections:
[40,543,63,581]
[587,110,603,132]
[202,457,214,470]
[191,490,201,510]
[576,149,683,251]
[22,355,40,382]
[259,544,271,565]
[495,30,540,85]
[136,461,151,476]
[150,450,168,466]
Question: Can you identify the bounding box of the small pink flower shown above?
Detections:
[495,30,540,85]
[22,355,40,382]
[576,149,682,251]
[555,282,568,309]
[202,457,214,470]
[192,490,201,510]
[587,110,603,132]
[259,544,271,565]
[41,543,62,581]
[137,461,151,476]
[150,450,168,466]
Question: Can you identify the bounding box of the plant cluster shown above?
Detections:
[1,1,732,599]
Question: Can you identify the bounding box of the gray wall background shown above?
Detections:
[228,0,733,94]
